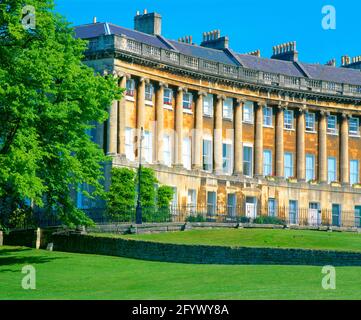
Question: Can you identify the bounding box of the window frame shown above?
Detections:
[305,112,316,132]
[145,83,154,101]
[284,152,294,179]
[263,106,273,127]
[268,198,277,217]
[183,92,193,110]
[126,79,135,97]
[163,88,173,107]
[284,110,294,130]
[222,142,233,175]
[223,98,233,120]
[163,134,172,167]
[263,149,272,176]
[203,94,214,117]
[182,137,192,170]
[143,130,153,164]
[202,139,213,172]
[306,154,316,181]
[125,127,134,161]
[243,144,253,177]
[349,117,360,136]
[327,115,337,134]
[350,159,359,185]
[243,101,254,124]
[327,157,337,183]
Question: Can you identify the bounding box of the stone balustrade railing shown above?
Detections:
[86,35,361,98]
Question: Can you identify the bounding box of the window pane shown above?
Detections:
[243,146,253,176]
[243,101,254,122]
[328,157,336,183]
[263,150,272,176]
[284,153,293,178]
[306,154,315,181]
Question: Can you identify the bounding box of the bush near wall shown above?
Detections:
[51,233,361,266]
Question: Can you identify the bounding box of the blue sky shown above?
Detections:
[55,0,360,66]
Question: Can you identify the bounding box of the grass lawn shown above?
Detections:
[114,228,361,252]
[1,246,361,300]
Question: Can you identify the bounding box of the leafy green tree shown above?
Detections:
[157,185,174,222]
[0,0,121,227]
[106,167,136,221]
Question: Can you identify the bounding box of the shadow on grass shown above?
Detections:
[0,247,68,272]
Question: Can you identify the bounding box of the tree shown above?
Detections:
[106,167,136,221]
[0,0,122,227]
[157,185,174,222]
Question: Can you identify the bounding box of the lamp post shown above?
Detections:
[136,127,144,224]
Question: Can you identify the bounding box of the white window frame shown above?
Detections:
[202,139,213,172]
[182,137,192,170]
[227,193,237,217]
[263,106,273,127]
[163,134,172,167]
[243,101,254,124]
[349,117,360,136]
[203,94,214,117]
[243,143,253,177]
[223,98,233,120]
[145,83,153,102]
[350,159,359,185]
[222,141,233,175]
[207,191,217,216]
[328,157,337,183]
[327,115,337,134]
[187,189,197,214]
[284,152,294,179]
[306,154,315,181]
[126,79,135,97]
[125,127,134,161]
[263,149,272,176]
[143,130,152,164]
[163,88,173,108]
[183,92,193,111]
[305,112,316,132]
[284,110,294,130]
[268,198,277,217]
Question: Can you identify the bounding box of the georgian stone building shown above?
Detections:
[75,11,361,226]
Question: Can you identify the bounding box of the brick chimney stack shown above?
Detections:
[200,29,229,50]
[134,10,162,35]
[271,41,298,62]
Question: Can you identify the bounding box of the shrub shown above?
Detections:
[156,186,174,222]
[186,214,206,222]
[253,216,286,225]
[237,216,251,223]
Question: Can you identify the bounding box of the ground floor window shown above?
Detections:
[268,198,276,217]
[227,194,236,217]
[187,189,197,214]
[207,191,217,216]
[355,206,361,228]
[289,200,298,224]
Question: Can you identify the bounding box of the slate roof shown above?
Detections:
[74,22,361,86]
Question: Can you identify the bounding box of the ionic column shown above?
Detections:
[136,77,146,159]
[318,110,328,183]
[275,103,285,178]
[174,87,184,166]
[297,106,306,181]
[155,82,166,164]
[193,91,206,169]
[214,95,225,175]
[340,113,350,185]
[117,75,127,157]
[254,102,264,177]
[234,99,244,175]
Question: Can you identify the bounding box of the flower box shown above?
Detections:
[331,181,341,187]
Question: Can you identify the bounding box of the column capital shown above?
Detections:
[139,77,150,84]
[198,90,207,97]
[298,104,308,114]
[158,81,168,88]
[235,98,246,106]
[178,86,187,93]
[320,109,330,117]
[256,100,267,108]
[277,101,288,110]
[217,94,226,101]
[342,112,351,119]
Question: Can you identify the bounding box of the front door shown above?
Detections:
[309,202,321,226]
[245,197,257,219]
[332,204,341,227]
[289,200,298,225]
[355,206,361,228]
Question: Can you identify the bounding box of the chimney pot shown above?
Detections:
[93,16,97,24]
[144,9,147,14]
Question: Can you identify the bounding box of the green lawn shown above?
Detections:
[1,246,361,300]
[114,228,361,252]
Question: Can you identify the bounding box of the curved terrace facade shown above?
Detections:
[74,11,361,227]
